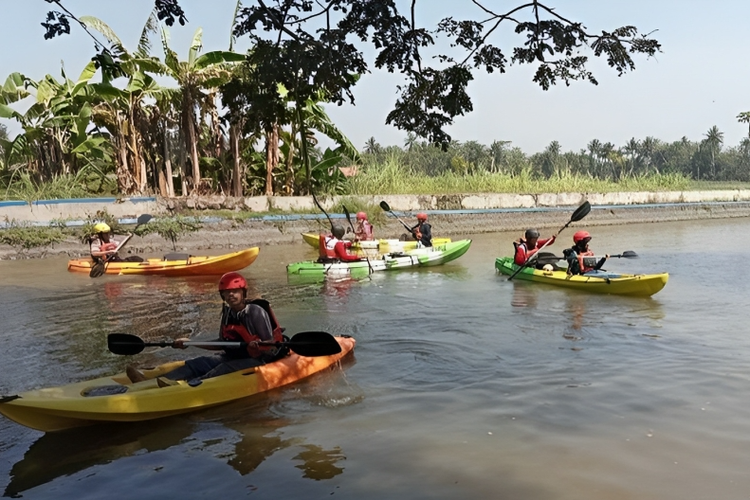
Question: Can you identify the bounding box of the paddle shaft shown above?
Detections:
[380,202,415,233]
[508,202,591,281]
[90,215,151,277]
[536,252,637,264]
[108,331,342,357]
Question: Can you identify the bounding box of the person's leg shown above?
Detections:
[199,357,264,380]
[162,354,225,381]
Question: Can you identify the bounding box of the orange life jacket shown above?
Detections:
[220,299,285,358]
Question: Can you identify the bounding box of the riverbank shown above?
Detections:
[2,193,750,260]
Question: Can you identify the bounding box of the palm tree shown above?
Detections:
[0,64,111,183]
[703,125,724,179]
[82,14,175,194]
[159,26,245,194]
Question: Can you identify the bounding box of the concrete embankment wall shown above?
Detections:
[1,191,750,259]
[2,189,750,223]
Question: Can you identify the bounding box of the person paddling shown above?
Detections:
[410,213,432,247]
[513,228,556,267]
[354,211,374,241]
[126,272,286,387]
[320,225,362,262]
[563,231,609,275]
[89,222,143,263]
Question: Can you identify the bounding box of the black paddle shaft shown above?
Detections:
[379,201,414,233]
[90,214,153,278]
[508,201,592,281]
[107,331,342,357]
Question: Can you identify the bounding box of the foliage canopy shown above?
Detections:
[42,0,661,148]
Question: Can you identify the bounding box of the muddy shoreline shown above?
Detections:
[2,201,749,261]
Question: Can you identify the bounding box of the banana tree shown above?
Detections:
[159,26,245,194]
[0,64,111,184]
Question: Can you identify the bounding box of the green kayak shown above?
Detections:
[287,239,472,276]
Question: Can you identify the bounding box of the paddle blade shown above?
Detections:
[342,205,355,231]
[570,201,591,222]
[621,250,638,258]
[136,214,153,225]
[108,333,146,355]
[89,260,105,278]
[379,200,391,212]
[286,331,342,357]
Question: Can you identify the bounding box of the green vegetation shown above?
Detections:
[137,215,202,251]
[3,3,747,203]
[0,218,67,252]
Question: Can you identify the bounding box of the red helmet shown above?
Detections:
[218,272,247,291]
[573,230,591,243]
[356,211,367,220]
[416,212,428,221]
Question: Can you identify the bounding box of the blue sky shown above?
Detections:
[2,1,749,154]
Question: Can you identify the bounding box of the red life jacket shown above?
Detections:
[322,234,338,258]
[220,299,285,358]
[577,249,597,273]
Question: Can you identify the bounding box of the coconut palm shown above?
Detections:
[702,125,724,179]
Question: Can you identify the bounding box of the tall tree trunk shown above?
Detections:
[265,124,279,196]
[209,90,223,159]
[178,135,188,196]
[230,123,243,197]
[163,126,175,197]
[284,123,297,195]
[182,91,201,193]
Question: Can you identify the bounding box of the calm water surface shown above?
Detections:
[1,218,750,499]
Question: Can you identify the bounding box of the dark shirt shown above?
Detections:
[412,222,433,247]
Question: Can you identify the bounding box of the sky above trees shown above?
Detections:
[2,1,749,153]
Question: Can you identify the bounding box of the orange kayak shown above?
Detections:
[67,247,259,276]
[0,336,355,432]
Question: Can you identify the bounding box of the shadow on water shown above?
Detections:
[4,356,359,498]
[4,419,194,498]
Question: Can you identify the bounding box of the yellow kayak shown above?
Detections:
[0,336,355,432]
[67,247,259,276]
[495,257,668,297]
[301,232,451,252]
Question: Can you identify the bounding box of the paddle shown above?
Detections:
[536,250,638,265]
[508,201,592,281]
[90,214,152,278]
[107,331,342,357]
[343,205,374,274]
[379,200,416,236]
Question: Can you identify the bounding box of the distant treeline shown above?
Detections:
[359,129,750,183]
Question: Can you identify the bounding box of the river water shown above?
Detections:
[1,217,749,499]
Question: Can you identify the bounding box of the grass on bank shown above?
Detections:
[3,155,749,204]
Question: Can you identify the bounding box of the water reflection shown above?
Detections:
[5,387,353,498]
[510,281,539,309]
[4,419,194,497]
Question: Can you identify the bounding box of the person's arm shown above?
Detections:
[334,241,361,261]
[243,304,274,342]
[594,255,609,270]
[514,243,528,265]
[537,236,555,248]
[90,238,118,258]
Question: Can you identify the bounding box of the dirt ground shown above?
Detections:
[2,201,749,260]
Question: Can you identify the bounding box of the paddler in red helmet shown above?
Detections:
[563,231,609,275]
[126,272,286,387]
